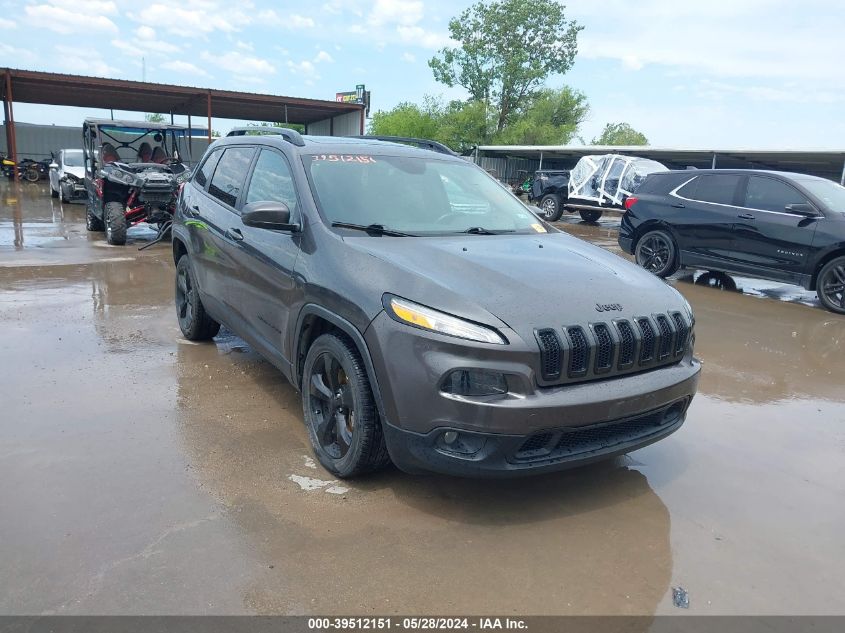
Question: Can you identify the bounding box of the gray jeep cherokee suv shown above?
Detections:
[172,130,700,478]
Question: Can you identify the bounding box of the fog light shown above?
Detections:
[441,369,507,396]
[436,431,485,455]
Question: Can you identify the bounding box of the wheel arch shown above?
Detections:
[172,235,188,265]
[809,247,845,291]
[631,219,681,251]
[292,305,387,420]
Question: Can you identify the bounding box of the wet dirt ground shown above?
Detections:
[1,181,844,615]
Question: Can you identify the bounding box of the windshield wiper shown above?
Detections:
[331,222,414,237]
[462,226,516,235]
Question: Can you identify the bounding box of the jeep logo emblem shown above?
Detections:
[595,303,623,312]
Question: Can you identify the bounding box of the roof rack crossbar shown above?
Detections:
[353,135,457,156]
[226,126,305,146]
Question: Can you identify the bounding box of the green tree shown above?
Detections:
[145,113,166,123]
[368,97,444,141]
[246,121,306,133]
[493,87,589,145]
[429,0,582,132]
[591,122,648,146]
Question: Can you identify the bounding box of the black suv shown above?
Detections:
[529,169,570,221]
[173,130,700,478]
[619,169,845,314]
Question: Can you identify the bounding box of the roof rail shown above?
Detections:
[226,126,305,147]
[353,135,458,156]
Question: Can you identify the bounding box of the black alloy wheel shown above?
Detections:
[175,256,220,340]
[817,256,845,314]
[308,351,356,459]
[301,333,390,478]
[635,230,678,278]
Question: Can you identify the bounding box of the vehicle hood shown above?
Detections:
[64,166,85,179]
[347,232,687,342]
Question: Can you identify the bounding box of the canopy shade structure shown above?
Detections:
[2,67,365,176]
[474,145,845,184]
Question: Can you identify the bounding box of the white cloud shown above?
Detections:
[111,27,181,56]
[129,1,251,37]
[53,44,119,76]
[160,60,211,78]
[369,0,424,26]
[286,60,317,76]
[201,50,275,75]
[236,40,254,51]
[25,1,118,33]
[314,51,334,64]
[569,0,845,85]
[396,25,451,49]
[0,17,16,29]
[401,52,416,63]
[257,10,315,29]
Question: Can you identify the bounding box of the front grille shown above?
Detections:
[535,329,562,381]
[533,310,690,386]
[655,314,673,361]
[592,323,613,372]
[617,320,636,368]
[566,327,589,377]
[671,312,689,356]
[512,400,688,463]
[637,317,655,364]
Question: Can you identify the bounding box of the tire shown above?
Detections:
[301,332,391,478]
[175,255,221,340]
[579,209,603,223]
[104,200,127,245]
[51,184,59,198]
[86,198,104,231]
[60,183,70,203]
[25,167,39,183]
[816,256,845,314]
[635,229,679,278]
[539,194,563,222]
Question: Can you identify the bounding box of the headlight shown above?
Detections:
[385,295,506,345]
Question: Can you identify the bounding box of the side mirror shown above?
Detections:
[241,200,298,231]
[785,203,819,217]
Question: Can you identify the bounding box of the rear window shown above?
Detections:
[63,151,83,167]
[682,174,741,205]
[208,147,255,207]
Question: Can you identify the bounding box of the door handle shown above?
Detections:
[737,213,755,220]
[225,227,244,241]
[670,202,685,208]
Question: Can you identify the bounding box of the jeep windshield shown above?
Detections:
[304,154,547,235]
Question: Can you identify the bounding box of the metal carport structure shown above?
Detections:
[473,145,845,185]
[2,67,365,177]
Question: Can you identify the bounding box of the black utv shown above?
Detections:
[83,118,193,246]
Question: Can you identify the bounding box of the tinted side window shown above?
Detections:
[194,148,223,188]
[208,147,255,208]
[692,175,741,205]
[245,149,298,213]
[744,176,807,212]
[675,176,699,198]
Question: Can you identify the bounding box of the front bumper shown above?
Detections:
[383,399,691,477]
[62,180,87,198]
[364,311,700,477]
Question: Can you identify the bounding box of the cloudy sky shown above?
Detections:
[2,0,843,148]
